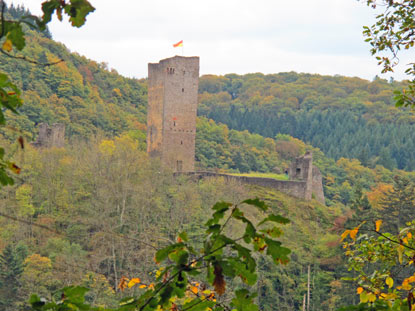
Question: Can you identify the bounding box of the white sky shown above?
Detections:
[9,0,413,81]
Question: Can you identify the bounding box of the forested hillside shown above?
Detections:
[197,73,415,171]
[1,4,415,311]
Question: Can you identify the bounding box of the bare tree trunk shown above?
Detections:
[112,237,118,289]
[307,264,311,311]
[302,294,306,311]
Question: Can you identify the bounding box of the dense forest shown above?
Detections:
[1,4,415,311]
[197,73,415,171]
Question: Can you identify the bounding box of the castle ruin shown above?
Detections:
[147,56,199,172]
[288,151,325,204]
[147,56,325,204]
[33,123,65,148]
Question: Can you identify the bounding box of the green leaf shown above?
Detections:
[178,231,188,242]
[41,0,61,26]
[243,221,256,243]
[7,23,25,50]
[29,294,45,309]
[258,214,290,226]
[155,243,185,264]
[182,299,215,311]
[231,289,259,311]
[206,224,221,234]
[62,286,89,304]
[228,258,257,285]
[232,243,256,271]
[265,238,291,264]
[159,285,174,306]
[231,209,256,243]
[64,0,96,27]
[212,201,232,211]
[168,249,189,265]
[205,204,229,227]
[241,198,268,211]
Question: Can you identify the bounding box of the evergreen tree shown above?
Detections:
[0,243,27,310]
[378,147,397,170]
[347,184,373,227]
[379,175,415,234]
[357,144,370,167]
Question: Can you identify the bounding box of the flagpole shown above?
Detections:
[182,44,184,56]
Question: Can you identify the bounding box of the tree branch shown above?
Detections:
[0,48,64,66]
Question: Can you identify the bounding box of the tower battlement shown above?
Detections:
[147,56,199,172]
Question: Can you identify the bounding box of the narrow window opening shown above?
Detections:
[296,168,301,174]
[181,141,183,145]
[182,88,184,92]
[173,121,176,126]
[177,160,183,172]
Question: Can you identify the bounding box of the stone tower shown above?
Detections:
[147,56,199,172]
[289,151,325,204]
[33,123,65,148]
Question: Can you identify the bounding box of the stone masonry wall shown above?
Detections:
[147,56,325,203]
[147,56,199,172]
[180,172,310,201]
[312,166,325,203]
[33,123,65,148]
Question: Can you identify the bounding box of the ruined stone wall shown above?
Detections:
[312,166,325,204]
[33,123,65,148]
[289,151,313,200]
[179,172,310,201]
[147,56,199,172]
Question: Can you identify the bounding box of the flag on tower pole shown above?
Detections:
[173,40,184,55]
[173,40,183,48]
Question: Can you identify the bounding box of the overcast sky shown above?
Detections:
[9,0,413,81]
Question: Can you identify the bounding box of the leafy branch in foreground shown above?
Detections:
[28,198,291,311]
[341,219,415,311]
[361,0,415,107]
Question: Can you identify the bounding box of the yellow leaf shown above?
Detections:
[360,291,369,303]
[341,230,350,241]
[139,284,147,289]
[190,286,198,294]
[357,287,364,294]
[375,220,382,232]
[349,228,359,241]
[386,277,394,288]
[367,293,377,303]
[408,232,413,239]
[2,39,12,52]
[398,244,404,264]
[127,278,141,288]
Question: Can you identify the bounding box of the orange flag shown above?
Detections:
[173,40,183,48]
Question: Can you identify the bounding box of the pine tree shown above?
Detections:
[0,244,27,310]
[379,175,415,234]
[347,184,373,227]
